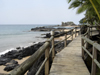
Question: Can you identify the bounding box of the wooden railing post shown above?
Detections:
[72,29,73,40]
[45,45,50,75]
[64,32,67,47]
[75,27,77,37]
[90,27,92,36]
[81,36,84,60]
[51,30,55,60]
[87,26,90,38]
[91,43,97,75]
[79,25,81,35]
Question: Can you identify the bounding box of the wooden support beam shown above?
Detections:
[45,46,50,75]
[75,27,77,37]
[91,44,97,75]
[81,37,84,60]
[51,30,55,60]
[72,29,73,40]
[64,32,67,47]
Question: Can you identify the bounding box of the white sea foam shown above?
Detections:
[0,48,15,56]
[0,41,44,56]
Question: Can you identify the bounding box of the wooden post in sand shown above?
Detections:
[51,30,55,60]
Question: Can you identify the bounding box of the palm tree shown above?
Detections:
[67,0,100,36]
[67,0,100,23]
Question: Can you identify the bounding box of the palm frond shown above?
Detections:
[69,0,82,9]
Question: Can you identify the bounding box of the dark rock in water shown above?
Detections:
[16,47,21,49]
[44,31,72,38]
[1,50,18,59]
[4,64,19,71]
[1,42,44,60]
[0,57,11,65]
[44,32,62,38]
[31,26,55,31]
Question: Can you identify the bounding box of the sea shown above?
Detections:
[0,24,50,55]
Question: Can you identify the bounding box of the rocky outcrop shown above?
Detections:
[43,31,71,38]
[31,27,55,31]
[62,21,76,26]
[31,26,66,31]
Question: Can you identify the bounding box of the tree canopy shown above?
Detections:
[67,0,100,25]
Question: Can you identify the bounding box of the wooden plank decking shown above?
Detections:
[50,35,90,75]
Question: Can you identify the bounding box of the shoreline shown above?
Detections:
[0,26,78,74]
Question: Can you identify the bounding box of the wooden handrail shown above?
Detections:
[8,27,80,75]
[81,26,100,75]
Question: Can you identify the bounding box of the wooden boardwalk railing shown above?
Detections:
[50,35,90,75]
[81,25,100,75]
[1,27,80,75]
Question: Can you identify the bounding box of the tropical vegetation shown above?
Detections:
[67,0,100,25]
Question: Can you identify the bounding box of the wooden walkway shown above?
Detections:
[50,35,90,75]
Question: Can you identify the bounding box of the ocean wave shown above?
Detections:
[0,48,15,56]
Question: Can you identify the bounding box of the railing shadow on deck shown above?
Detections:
[81,25,100,75]
[2,27,80,75]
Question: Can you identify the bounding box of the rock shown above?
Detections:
[0,42,44,61]
[0,57,11,65]
[1,50,18,59]
[4,64,19,71]
[8,60,18,65]
[44,32,65,38]
[4,60,19,71]
[31,26,55,31]
[16,47,21,49]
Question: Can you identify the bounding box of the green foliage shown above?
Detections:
[96,0,100,5]
[67,0,100,25]
[67,0,71,3]
[69,0,82,9]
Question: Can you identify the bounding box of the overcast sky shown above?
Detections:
[0,0,85,25]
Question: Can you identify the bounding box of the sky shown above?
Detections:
[0,0,85,25]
